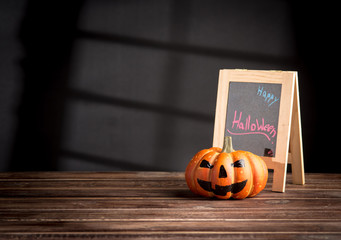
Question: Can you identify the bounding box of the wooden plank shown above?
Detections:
[0,179,188,189]
[0,171,339,181]
[0,232,340,240]
[0,188,340,199]
[1,189,341,200]
[0,171,186,180]
[1,209,340,221]
[1,232,341,240]
[0,172,339,188]
[1,180,340,193]
[0,173,339,185]
[1,220,340,233]
[289,74,305,185]
[212,69,230,148]
[0,198,340,210]
[269,71,295,193]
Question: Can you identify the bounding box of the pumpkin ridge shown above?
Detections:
[246,151,268,197]
[247,152,256,196]
[231,151,253,199]
[208,152,220,197]
[193,151,219,197]
[185,148,215,195]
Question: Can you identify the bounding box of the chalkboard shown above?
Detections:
[225,82,282,157]
[213,69,305,192]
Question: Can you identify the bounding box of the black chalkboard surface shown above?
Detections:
[225,82,282,157]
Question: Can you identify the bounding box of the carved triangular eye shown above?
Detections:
[219,165,227,178]
[200,160,213,169]
[231,159,245,168]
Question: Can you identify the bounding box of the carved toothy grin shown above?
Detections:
[197,179,248,196]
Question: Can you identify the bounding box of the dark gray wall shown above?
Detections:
[1,0,338,172]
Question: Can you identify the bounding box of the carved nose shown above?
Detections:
[219,165,227,178]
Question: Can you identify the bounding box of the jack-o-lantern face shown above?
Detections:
[196,159,248,197]
[185,137,268,200]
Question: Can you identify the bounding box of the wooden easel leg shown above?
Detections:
[289,76,305,185]
[272,162,287,192]
[290,122,305,185]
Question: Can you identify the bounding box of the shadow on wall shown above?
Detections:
[9,0,84,171]
[9,0,327,172]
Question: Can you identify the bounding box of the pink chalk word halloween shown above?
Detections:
[227,110,277,144]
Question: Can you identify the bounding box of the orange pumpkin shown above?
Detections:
[185,136,268,199]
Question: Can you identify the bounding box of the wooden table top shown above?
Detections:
[0,171,340,239]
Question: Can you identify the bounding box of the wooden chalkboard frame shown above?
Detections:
[213,69,304,192]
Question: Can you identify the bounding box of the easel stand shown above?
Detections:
[213,70,305,192]
[264,72,305,192]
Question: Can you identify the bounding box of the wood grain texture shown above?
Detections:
[0,171,340,239]
[289,73,305,185]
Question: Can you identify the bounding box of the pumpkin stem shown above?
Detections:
[222,136,235,153]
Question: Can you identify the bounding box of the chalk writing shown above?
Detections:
[257,85,279,107]
[227,110,277,144]
[225,82,281,157]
